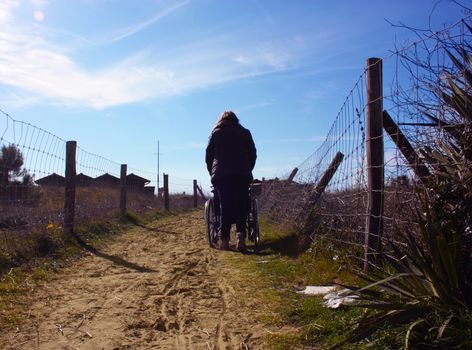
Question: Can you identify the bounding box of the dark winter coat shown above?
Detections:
[205,119,257,183]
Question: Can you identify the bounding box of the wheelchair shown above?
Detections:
[204,185,260,251]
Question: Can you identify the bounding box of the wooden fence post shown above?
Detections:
[383,111,430,183]
[287,167,299,182]
[261,177,265,198]
[364,57,385,271]
[302,152,344,235]
[193,179,198,207]
[164,173,169,211]
[120,164,127,221]
[309,152,344,205]
[64,141,77,235]
[196,184,207,201]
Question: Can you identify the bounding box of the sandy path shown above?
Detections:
[2,211,265,350]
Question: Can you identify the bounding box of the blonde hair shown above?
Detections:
[215,110,239,128]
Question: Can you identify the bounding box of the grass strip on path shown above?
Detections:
[218,220,368,350]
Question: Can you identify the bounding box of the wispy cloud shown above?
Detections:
[235,100,271,113]
[0,0,19,23]
[0,34,294,109]
[232,44,290,70]
[0,90,42,109]
[0,31,170,108]
[0,1,301,110]
[103,0,192,44]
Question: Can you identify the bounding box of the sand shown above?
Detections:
[2,211,265,349]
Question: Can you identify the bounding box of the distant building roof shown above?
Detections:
[77,173,93,180]
[143,186,155,196]
[127,173,150,186]
[77,173,93,186]
[35,173,65,186]
[94,173,120,186]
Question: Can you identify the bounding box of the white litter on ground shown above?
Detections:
[322,289,358,309]
[296,286,337,296]
[296,286,359,308]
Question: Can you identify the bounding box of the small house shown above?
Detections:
[76,173,93,187]
[126,173,150,191]
[143,186,155,196]
[35,173,65,186]
[94,173,120,187]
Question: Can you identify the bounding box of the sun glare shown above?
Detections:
[33,10,45,22]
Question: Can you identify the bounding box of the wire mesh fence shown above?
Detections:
[0,109,66,231]
[167,176,202,210]
[169,176,195,195]
[0,109,205,267]
[260,72,368,256]
[260,16,471,267]
[74,147,123,225]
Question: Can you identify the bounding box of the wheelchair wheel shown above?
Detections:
[204,198,219,248]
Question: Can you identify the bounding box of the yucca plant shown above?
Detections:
[339,199,472,349]
[339,24,472,349]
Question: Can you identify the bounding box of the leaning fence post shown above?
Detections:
[120,164,127,222]
[164,173,169,211]
[196,184,207,201]
[64,141,77,235]
[382,111,430,183]
[309,152,344,205]
[261,177,266,198]
[302,152,344,236]
[193,179,198,207]
[364,57,385,271]
[287,167,298,182]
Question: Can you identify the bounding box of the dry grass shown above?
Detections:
[0,185,199,275]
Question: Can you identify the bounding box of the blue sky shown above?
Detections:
[0,0,468,192]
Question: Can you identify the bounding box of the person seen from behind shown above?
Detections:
[205,111,257,252]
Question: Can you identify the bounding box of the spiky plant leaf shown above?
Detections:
[446,48,472,87]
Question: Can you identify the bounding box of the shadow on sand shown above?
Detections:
[251,233,311,258]
[73,234,156,273]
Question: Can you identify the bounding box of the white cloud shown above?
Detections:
[0,32,166,108]
[0,0,299,110]
[0,33,295,109]
[0,1,19,23]
[103,0,192,44]
[0,91,41,109]
[232,44,290,70]
[235,100,271,113]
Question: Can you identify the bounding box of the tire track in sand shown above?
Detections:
[0,211,265,350]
